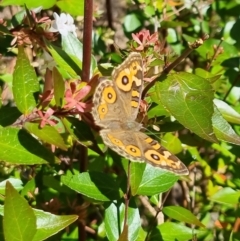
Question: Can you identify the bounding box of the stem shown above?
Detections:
[123,161,131,227]
[82,0,93,81]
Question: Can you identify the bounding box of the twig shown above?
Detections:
[144,189,171,241]
[142,35,209,99]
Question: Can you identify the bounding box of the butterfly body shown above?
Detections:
[92,52,189,175]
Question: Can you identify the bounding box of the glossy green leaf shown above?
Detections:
[12,46,39,114]
[0,0,56,8]
[3,182,37,241]
[62,34,97,78]
[147,104,169,119]
[0,128,56,164]
[214,99,240,125]
[163,206,205,227]
[124,13,141,32]
[53,67,65,108]
[209,187,240,206]
[61,34,82,76]
[161,133,182,154]
[47,43,80,79]
[157,72,217,142]
[105,200,140,241]
[33,209,78,241]
[61,172,120,201]
[212,106,240,145]
[0,178,23,196]
[24,122,68,151]
[56,0,84,16]
[150,222,201,241]
[136,163,178,196]
[130,162,145,196]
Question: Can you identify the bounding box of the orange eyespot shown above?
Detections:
[103,86,117,103]
[125,145,141,157]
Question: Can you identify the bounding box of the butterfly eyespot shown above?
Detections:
[97,104,108,120]
[122,76,129,85]
[125,145,141,157]
[103,86,116,103]
[107,134,124,147]
[144,150,163,164]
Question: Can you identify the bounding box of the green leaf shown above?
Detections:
[136,163,178,196]
[33,209,78,241]
[62,34,97,78]
[0,127,57,164]
[12,46,39,114]
[3,181,37,241]
[212,105,240,145]
[0,0,56,8]
[105,200,140,241]
[130,162,145,196]
[61,171,120,201]
[124,13,141,32]
[0,178,23,196]
[163,206,205,227]
[214,99,240,125]
[53,67,65,108]
[161,133,182,154]
[157,72,217,142]
[56,0,84,16]
[147,104,169,119]
[209,187,240,206]
[150,222,202,241]
[0,106,22,127]
[63,117,93,147]
[24,122,68,151]
[47,43,80,79]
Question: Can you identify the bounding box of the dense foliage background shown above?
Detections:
[0,0,240,240]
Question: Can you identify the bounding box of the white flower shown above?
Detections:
[49,13,77,37]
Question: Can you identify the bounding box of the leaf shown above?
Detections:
[62,34,97,78]
[136,163,179,196]
[147,104,169,119]
[212,105,240,145]
[56,0,84,16]
[130,162,145,196]
[105,200,140,241]
[63,117,103,155]
[124,13,141,32]
[3,181,37,241]
[33,209,78,241]
[53,67,65,108]
[213,99,240,125]
[47,43,80,79]
[157,72,217,142]
[12,46,39,114]
[0,178,23,196]
[0,0,56,8]
[0,106,22,127]
[150,222,202,241]
[209,187,240,206]
[61,171,120,201]
[0,127,57,165]
[161,133,183,154]
[24,122,68,151]
[163,206,205,227]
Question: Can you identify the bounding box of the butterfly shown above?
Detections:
[92,52,189,175]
